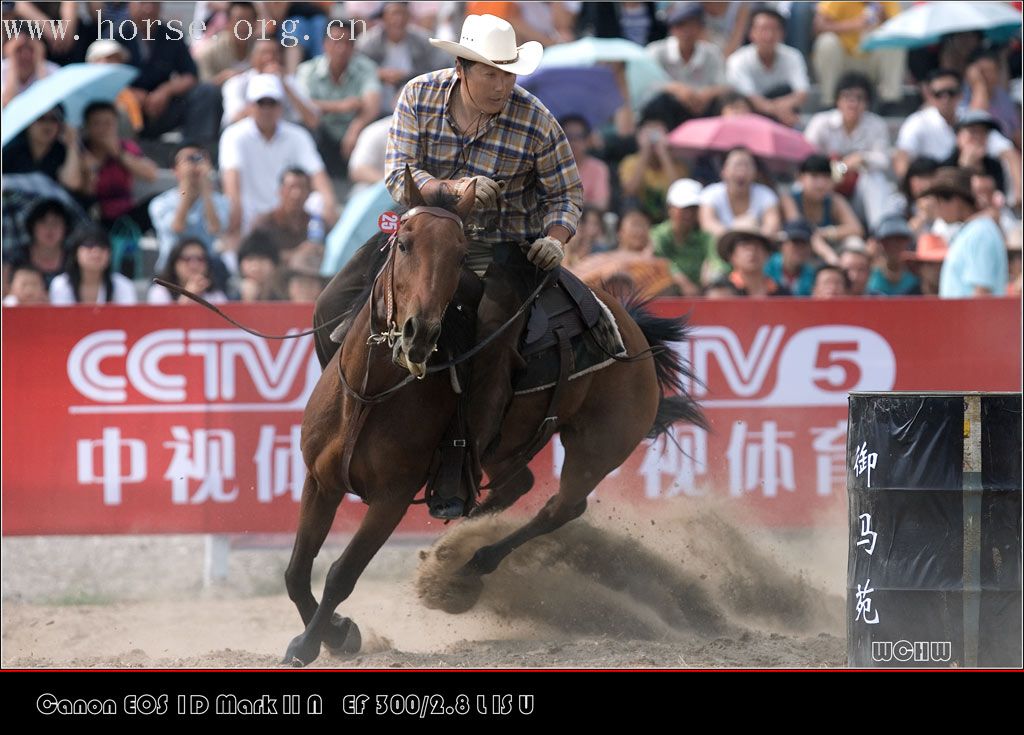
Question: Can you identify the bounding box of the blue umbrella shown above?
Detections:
[861,2,1022,51]
[321,182,397,276]
[519,67,624,129]
[2,63,138,147]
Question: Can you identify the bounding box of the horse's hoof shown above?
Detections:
[439,571,484,614]
[323,614,362,656]
[282,634,321,667]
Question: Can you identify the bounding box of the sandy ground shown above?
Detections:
[2,502,848,669]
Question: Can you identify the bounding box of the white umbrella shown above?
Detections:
[861,2,1022,51]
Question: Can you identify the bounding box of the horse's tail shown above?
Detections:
[622,294,708,438]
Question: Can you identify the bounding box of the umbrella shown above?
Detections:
[519,67,624,129]
[861,2,1022,51]
[1,63,138,147]
[321,181,397,276]
[1,173,91,256]
[667,114,817,164]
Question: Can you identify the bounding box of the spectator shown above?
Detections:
[578,2,666,47]
[237,230,284,302]
[219,74,337,236]
[811,2,905,107]
[347,115,392,189]
[298,20,382,166]
[84,40,144,133]
[902,157,941,235]
[866,215,921,296]
[811,264,851,299]
[803,72,896,227]
[75,101,159,231]
[574,209,679,300]
[963,45,1020,146]
[1006,226,1022,297]
[1,106,82,191]
[250,168,323,268]
[765,220,817,297]
[561,115,611,211]
[971,169,1019,236]
[1,35,57,108]
[716,89,753,116]
[121,1,222,146]
[149,143,230,271]
[838,236,871,296]
[148,238,229,305]
[356,2,449,115]
[927,168,1008,297]
[944,110,1008,196]
[700,1,752,59]
[902,232,949,297]
[195,1,259,87]
[725,8,808,127]
[699,147,781,239]
[284,261,328,303]
[647,2,728,118]
[2,264,49,306]
[781,154,864,265]
[619,114,688,223]
[50,228,137,305]
[651,178,724,296]
[4,198,70,287]
[715,217,789,296]
[222,39,320,129]
[565,206,610,267]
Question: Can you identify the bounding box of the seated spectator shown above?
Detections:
[866,215,921,296]
[2,264,49,306]
[803,72,897,228]
[75,101,159,231]
[902,232,949,297]
[219,74,337,236]
[647,2,728,118]
[562,115,611,211]
[297,22,382,166]
[971,169,1019,236]
[699,147,781,239]
[50,228,138,305]
[1006,226,1022,297]
[1,106,82,191]
[811,265,851,299]
[84,40,145,134]
[944,110,1008,196]
[1,35,58,108]
[781,155,864,265]
[765,220,817,297]
[927,168,1008,297]
[811,2,905,107]
[573,209,678,300]
[347,115,392,190]
[565,206,611,267]
[121,1,221,146]
[148,238,229,305]
[250,168,322,268]
[902,157,941,234]
[4,198,71,288]
[715,217,789,296]
[619,114,688,223]
[838,236,872,296]
[222,39,320,130]
[700,1,751,59]
[237,230,284,302]
[725,8,808,127]
[149,143,230,271]
[284,260,328,303]
[195,1,259,87]
[963,45,1020,146]
[356,2,449,115]
[651,178,724,296]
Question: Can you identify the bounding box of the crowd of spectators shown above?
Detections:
[2,0,1022,309]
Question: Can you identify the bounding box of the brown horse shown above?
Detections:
[282,171,704,666]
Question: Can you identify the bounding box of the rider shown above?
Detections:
[312,14,583,518]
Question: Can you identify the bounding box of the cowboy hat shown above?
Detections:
[921,167,975,204]
[717,217,775,261]
[430,14,543,76]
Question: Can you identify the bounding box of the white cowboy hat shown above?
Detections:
[430,14,543,76]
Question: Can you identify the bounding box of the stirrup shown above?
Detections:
[428,495,466,520]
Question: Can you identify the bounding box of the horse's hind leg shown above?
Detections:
[283,496,408,667]
[469,465,534,517]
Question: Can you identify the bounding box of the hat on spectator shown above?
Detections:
[954,109,1000,134]
[666,178,702,209]
[873,214,914,241]
[717,216,774,261]
[85,39,129,62]
[920,167,975,204]
[838,235,869,256]
[779,219,813,244]
[430,14,543,76]
[246,73,285,103]
[667,2,704,26]
[901,232,948,263]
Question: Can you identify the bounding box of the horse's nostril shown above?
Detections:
[403,318,416,340]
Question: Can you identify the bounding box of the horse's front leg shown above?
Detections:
[285,475,341,628]
[283,496,409,667]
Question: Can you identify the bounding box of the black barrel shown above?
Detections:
[847,392,1022,668]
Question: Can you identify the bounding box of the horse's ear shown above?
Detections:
[403,165,426,207]
[455,178,475,221]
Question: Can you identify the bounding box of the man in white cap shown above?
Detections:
[651,178,725,295]
[312,13,583,517]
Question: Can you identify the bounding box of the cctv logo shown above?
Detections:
[67,329,316,404]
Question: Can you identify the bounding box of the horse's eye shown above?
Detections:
[398,240,408,253]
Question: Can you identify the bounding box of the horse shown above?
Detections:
[282,170,705,666]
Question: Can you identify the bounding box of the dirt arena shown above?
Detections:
[2,501,848,668]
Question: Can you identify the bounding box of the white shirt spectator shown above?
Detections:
[646,38,725,88]
[726,43,809,97]
[347,115,391,184]
[219,117,325,231]
[803,108,892,172]
[221,70,313,128]
[700,182,779,227]
[896,106,1012,162]
[49,273,138,305]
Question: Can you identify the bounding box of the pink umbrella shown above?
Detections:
[667,113,816,164]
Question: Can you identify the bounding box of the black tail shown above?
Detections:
[623,294,708,438]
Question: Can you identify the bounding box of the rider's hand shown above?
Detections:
[461,175,502,210]
[523,235,563,271]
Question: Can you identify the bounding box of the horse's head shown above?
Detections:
[378,167,475,378]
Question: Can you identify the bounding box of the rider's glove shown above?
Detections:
[523,235,564,271]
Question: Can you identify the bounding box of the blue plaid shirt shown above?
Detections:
[385,68,582,246]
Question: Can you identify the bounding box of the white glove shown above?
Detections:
[461,175,502,210]
[524,235,563,271]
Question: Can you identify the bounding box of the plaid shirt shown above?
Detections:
[385,68,582,247]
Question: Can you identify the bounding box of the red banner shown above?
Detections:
[2,298,1020,535]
